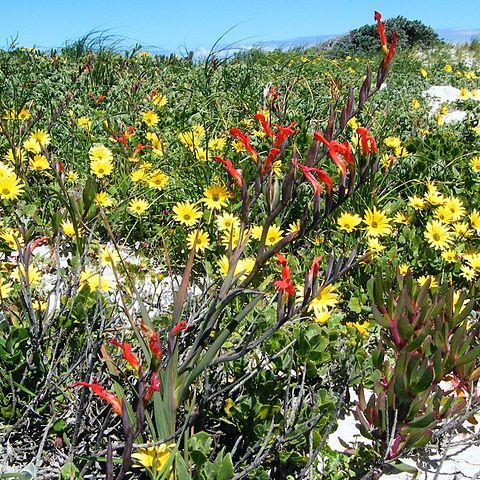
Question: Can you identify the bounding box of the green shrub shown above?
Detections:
[323,16,442,57]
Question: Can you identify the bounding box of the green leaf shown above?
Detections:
[217,453,234,480]
[175,453,191,480]
[191,450,208,467]
[82,176,97,213]
[372,304,390,329]
[60,463,83,480]
[456,343,480,367]
[411,365,434,395]
[406,410,437,429]
[389,459,418,474]
[348,296,363,313]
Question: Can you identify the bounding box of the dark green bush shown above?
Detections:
[323,16,442,57]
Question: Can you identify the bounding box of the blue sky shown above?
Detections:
[1,0,479,52]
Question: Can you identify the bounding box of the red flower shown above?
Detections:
[132,143,152,157]
[274,267,295,299]
[230,128,258,160]
[374,11,388,52]
[71,381,123,416]
[309,256,323,278]
[172,321,188,336]
[356,127,378,155]
[144,372,160,402]
[213,156,244,189]
[28,236,49,253]
[261,147,280,175]
[292,159,332,195]
[54,161,65,173]
[374,11,398,69]
[140,320,163,362]
[268,86,279,103]
[109,339,141,371]
[275,252,287,267]
[273,122,297,148]
[383,31,398,69]
[253,113,273,137]
[114,134,128,147]
[313,132,349,173]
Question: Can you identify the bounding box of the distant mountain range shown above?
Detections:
[437,28,480,43]
[230,28,480,53]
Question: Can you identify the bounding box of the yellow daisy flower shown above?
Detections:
[30,129,51,147]
[172,202,202,227]
[95,191,114,208]
[99,246,120,266]
[132,443,175,474]
[337,212,362,233]
[310,284,339,316]
[424,220,453,250]
[61,220,81,238]
[202,185,229,210]
[0,278,13,299]
[441,250,458,263]
[408,195,426,210]
[470,156,480,173]
[186,229,210,252]
[128,198,149,216]
[417,275,438,289]
[443,197,465,222]
[470,209,480,231]
[0,228,24,250]
[152,93,167,107]
[363,207,391,237]
[29,155,50,171]
[147,170,168,190]
[142,110,159,127]
[216,213,240,232]
[23,138,41,154]
[0,173,24,200]
[265,224,283,246]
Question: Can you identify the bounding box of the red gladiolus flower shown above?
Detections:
[293,159,332,195]
[275,252,287,267]
[172,321,188,336]
[140,320,163,362]
[230,128,258,160]
[273,122,297,148]
[383,31,398,69]
[253,113,273,137]
[313,132,350,173]
[309,256,323,278]
[274,267,295,299]
[109,339,141,371]
[261,147,280,175]
[374,11,398,69]
[356,127,378,155]
[71,381,123,416]
[338,141,356,167]
[374,11,388,53]
[213,156,244,189]
[28,236,49,253]
[114,134,128,146]
[132,143,152,157]
[268,86,279,103]
[144,372,160,402]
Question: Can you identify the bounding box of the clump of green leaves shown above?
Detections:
[354,269,478,475]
